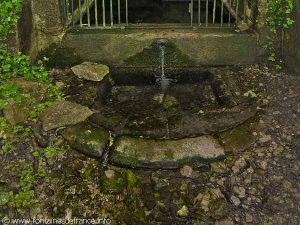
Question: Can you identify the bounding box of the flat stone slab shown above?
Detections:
[110,135,225,169]
[62,122,109,158]
[40,100,93,131]
[71,61,109,81]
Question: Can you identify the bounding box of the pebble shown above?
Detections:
[230,195,241,206]
[180,165,194,178]
[215,218,234,225]
[233,186,246,198]
[245,213,253,223]
[177,205,189,217]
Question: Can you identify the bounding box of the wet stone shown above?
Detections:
[62,122,109,158]
[218,115,259,152]
[168,102,257,139]
[110,135,225,169]
[40,100,93,131]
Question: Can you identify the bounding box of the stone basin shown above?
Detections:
[60,66,258,169]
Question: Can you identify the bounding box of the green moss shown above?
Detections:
[100,170,126,194]
[125,40,194,66]
[126,170,139,193]
[37,44,82,69]
[110,151,142,168]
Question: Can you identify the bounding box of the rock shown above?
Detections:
[180,165,194,178]
[218,116,259,152]
[230,195,241,206]
[233,186,246,198]
[195,189,228,219]
[71,62,109,82]
[259,134,272,143]
[211,161,227,174]
[245,213,253,223]
[169,102,257,139]
[232,158,247,173]
[215,218,234,225]
[40,100,93,131]
[237,22,251,32]
[0,192,10,206]
[209,198,228,219]
[100,169,126,194]
[3,103,30,125]
[177,205,189,217]
[62,122,109,158]
[110,135,225,169]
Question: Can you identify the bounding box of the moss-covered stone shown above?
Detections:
[125,40,194,66]
[38,44,82,69]
[4,103,31,125]
[63,29,261,66]
[110,135,225,169]
[62,122,109,158]
[217,116,260,153]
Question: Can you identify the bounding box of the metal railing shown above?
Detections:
[63,0,256,29]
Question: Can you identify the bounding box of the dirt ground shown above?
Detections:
[0,65,299,225]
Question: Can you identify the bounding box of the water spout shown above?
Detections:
[156,38,172,91]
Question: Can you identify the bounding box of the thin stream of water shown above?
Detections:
[157,39,171,92]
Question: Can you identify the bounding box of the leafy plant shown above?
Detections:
[265,0,294,69]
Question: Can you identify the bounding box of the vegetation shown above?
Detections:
[266,0,294,69]
[0,0,65,214]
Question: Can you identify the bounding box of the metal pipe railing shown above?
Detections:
[64,0,255,29]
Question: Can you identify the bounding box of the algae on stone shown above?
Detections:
[110,135,225,169]
[62,122,109,158]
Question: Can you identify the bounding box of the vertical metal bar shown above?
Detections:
[221,0,224,27]
[235,0,239,24]
[86,0,90,27]
[71,0,74,27]
[79,0,83,27]
[213,0,216,24]
[228,0,231,27]
[118,0,121,24]
[190,0,193,27]
[126,0,128,26]
[66,0,69,24]
[63,0,67,21]
[205,0,208,27]
[102,0,106,27]
[198,0,201,26]
[95,0,98,26]
[110,0,113,27]
[243,0,246,22]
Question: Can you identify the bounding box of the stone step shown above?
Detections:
[109,135,225,169]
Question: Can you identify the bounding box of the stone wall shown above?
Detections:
[283,0,300,73]
[7,0,65,58]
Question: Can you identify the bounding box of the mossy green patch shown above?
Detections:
[100,170,126,194]
[125,41,194,66]
[37,44,82,69]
